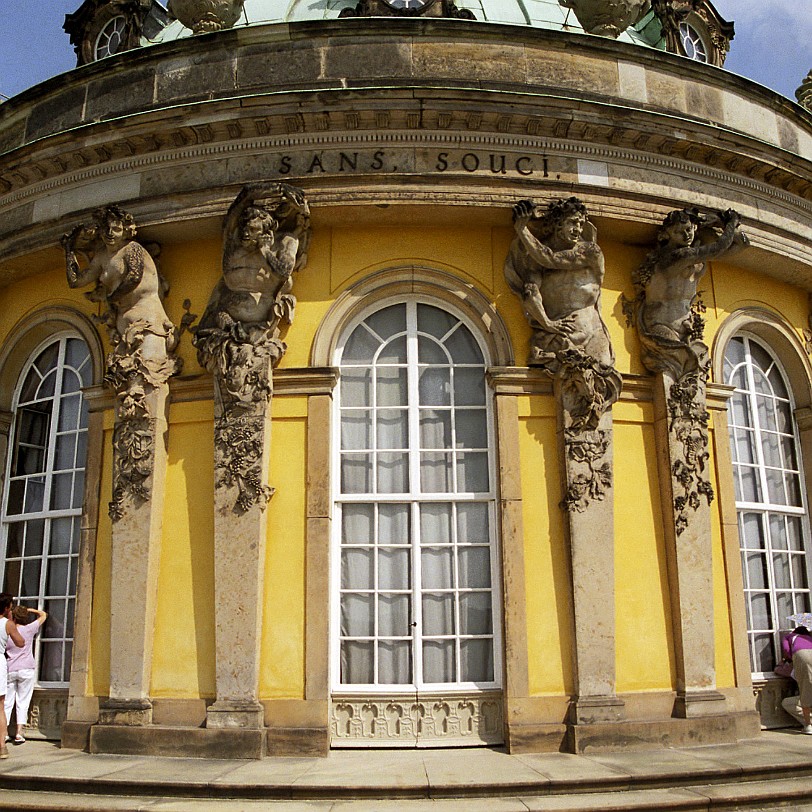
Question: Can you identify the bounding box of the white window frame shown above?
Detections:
[0,333,90,688]
[678,20,709,63]
[94,14,127,60]
[726,332,812,679]
[329,296,504,695]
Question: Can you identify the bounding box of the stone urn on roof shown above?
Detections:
[560,0,648,37]
[167,0,245,33]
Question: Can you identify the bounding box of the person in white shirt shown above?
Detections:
[0,594,25,759]
[5,605,46,744]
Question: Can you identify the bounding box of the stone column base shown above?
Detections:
[98,698,153,726]
[206,700,265,729]
[570,695,625,724]
[673,689,728,718]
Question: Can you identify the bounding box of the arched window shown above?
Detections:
[332,300,501,691]
[0,336,91,685]
[724,335,812,676]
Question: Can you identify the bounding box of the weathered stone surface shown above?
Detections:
[238,42,324,89]
[90,724,266,758]
[25,85,87,143]
[155,53,237,102]
[85,67,156,122]
[326,37,413,81]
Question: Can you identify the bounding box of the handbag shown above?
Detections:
[774,660,795,679]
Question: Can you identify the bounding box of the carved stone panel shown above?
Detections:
[330,693,504,747]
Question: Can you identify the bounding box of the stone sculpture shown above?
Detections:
[167,0,245,33]
[62,205,180,520]
[505,196,621,511]
[560,0,647,37]
[625,207,748,533]
[797,70,812,113]
[193,182,310,512]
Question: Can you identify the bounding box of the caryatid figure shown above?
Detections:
[505,196,621,433]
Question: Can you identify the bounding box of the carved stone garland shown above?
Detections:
[192,182,310,732]
[62,205,181,725]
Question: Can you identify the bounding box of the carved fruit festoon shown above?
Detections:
[560,0,648,37]
[167,0,245,33]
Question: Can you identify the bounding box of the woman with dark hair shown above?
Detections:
[4,605,46,744]
[0,594,25,758]
[781,622,812,734]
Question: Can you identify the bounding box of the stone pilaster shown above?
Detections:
[99,386,170,726]
[206,362,274,731]
[653,372,726,717]
[556,384,623,724]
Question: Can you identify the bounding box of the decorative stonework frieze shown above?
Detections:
[339,0,474,19]
[623,207,748,533]
[193,182,310,513]
[505,197,621,511]
[62,205,181,520]
[330,693,503,746]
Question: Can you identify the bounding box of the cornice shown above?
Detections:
[1,97,810,210]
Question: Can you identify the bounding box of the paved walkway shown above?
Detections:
[0,730,811,810]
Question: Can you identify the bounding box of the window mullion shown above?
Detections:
[405,303,422,690]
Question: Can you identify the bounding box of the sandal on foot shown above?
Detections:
[0,746,9,759]
[13,735,24,744]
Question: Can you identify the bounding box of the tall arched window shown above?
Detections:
[0,336,91,685]
[332,300,501,692]
[724,335,812,676]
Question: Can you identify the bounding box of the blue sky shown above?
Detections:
[0,0,808,102]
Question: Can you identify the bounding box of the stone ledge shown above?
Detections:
[60,720,92,751]
[565,710,762,753]
[89,724,266,759]
[267,726,329,757]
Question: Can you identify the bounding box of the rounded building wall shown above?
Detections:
[0,14,810,752]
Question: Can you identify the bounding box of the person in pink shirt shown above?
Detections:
[4,606,46,744]
[780,624,812,734]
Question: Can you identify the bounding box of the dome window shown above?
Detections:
[94,14,127,59]
[679,21,708,62]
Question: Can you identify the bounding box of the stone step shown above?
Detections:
[1,778,812,812]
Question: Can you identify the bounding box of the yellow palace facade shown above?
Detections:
[0,0,810,758]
